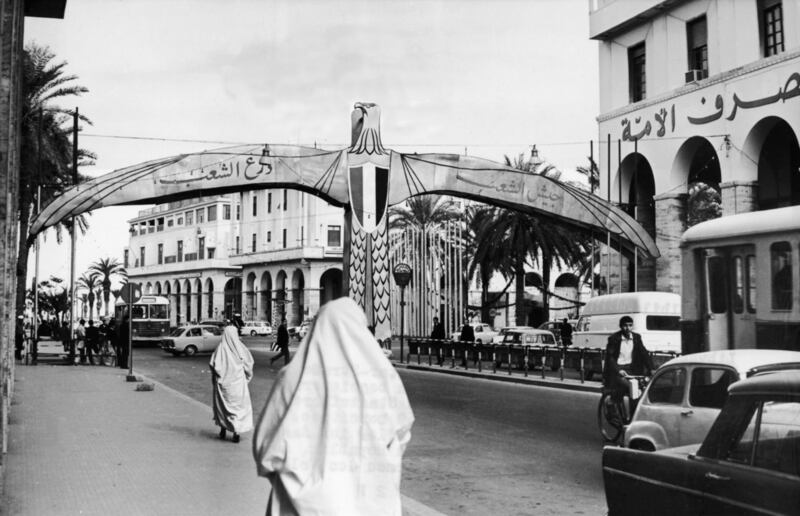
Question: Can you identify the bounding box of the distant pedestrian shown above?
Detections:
[270,318,290,366]
[85,320,99,365]
[15,316,24,361]
[459,321,475,342]
[253,297,414,515]
[560,318,573,349]
[60,320,71,354]
[75,319,86,365]
[430,317,445,340]
[116,316,130,370]
[210,325,254,443]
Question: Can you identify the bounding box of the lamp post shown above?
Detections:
[392,263,412,363]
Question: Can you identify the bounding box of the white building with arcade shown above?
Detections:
[590,0,800,294]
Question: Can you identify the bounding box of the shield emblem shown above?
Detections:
[348,161,389,233]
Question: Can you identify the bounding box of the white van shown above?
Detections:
[572,292,681,379]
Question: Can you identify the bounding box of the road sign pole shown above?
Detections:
[400,286,406,363]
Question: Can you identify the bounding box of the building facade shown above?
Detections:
[590,0,800,294]
[231,189,344,327]
[126,196,243,326]
[126,191,345,328]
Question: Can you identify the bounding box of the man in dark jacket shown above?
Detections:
[85,320,99,365]
[602,315,654,402]
[117,316,130,370]
[458,322,475,342]
[270,318,291,366]
[430,317,445,340]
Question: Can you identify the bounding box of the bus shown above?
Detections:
[114,295,171,342]
[681,206,800,354]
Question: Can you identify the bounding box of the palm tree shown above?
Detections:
[465,204,511,323]
[388,194,461,232]
[89,257,127,316]
[472,153,591,325]
[77,272,101,320]
[16,43,94,316]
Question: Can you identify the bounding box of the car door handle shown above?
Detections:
[681,410,694,416]
[705,472,730,481]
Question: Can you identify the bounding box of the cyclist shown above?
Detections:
[602,315,654,407]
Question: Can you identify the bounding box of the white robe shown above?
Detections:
[210,326,255,433]
[253,297,414,516]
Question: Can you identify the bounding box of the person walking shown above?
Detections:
[60,320,71,354]
[210,325,255,444]
[85,320,99,365]
[14,316,24,361]
[430,316,445,340]
[270,318,291,366]
[116,316,130,370]
[253,297,414,515]
[75,319,87,365]
[560,318,573,349]
[457,321,475,367]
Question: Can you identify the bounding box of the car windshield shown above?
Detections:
[168,327,185,337]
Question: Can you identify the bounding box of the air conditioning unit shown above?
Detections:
[685,69,705,83]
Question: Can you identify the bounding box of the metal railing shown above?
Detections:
[404,337,679,383]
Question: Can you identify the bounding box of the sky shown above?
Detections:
[24,0,599,288]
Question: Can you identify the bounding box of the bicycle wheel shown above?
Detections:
[597,392,624,443]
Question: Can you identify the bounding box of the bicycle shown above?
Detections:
[597,374,649,444]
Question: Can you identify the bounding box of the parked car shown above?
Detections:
[450,322,499,344]
[500,328,557,347]
[160,324,224,356]
[199,320,226,329]
[243,320,272,336]
[603,369,800,516]
[492,326,534,344]
[624,349,800,451]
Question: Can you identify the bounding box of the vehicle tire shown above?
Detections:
[184,345,198,357]
[250,330,257,337]
[598,392,624,443]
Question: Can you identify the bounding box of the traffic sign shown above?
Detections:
[120,282,142,304]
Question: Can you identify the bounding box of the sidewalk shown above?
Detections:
[2,340,446,516]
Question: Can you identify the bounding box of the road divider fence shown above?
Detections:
[404,338,679,383]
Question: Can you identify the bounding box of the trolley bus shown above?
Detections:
[681,206,800,354]
[114,295,171,342]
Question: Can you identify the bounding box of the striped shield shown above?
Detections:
[348,161,389,233]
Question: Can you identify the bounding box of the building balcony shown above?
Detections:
[127,257,239,278]
[229,245,343,266]
[589,0,684,40]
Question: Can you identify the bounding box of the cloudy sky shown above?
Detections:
[25,0,599,286]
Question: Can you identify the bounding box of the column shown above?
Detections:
[654,192,687,295]
[720,180,758,216]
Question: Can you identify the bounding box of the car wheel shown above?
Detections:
[250,330,257,337]
[184,345,198,357]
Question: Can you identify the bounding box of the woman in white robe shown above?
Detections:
[252,297,415,516]
[210,325,255,443]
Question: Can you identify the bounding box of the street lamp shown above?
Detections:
[392,263,412,363]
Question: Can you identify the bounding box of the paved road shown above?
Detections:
[132,339,607,515]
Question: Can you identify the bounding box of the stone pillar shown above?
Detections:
[306,287,321,318]
[654,192,688,295]
[212,290,224,320]
[720,180,758,215]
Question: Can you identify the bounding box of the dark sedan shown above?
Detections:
[603,370,800,515]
